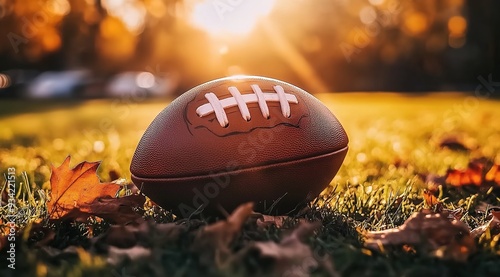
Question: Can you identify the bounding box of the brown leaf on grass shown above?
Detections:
[191,202,254,267]
[39,245,81,261]
[256,214,287,228]
[252,213,306,229]
[445,208,465,221]
[474,201,500,214]
[364,209,475,262]
[107,245,152,266]
[253,222,320,272]
[235,221,337,276]
[48,156,121,219]
[79,195,146,224]
[93,220,187,250]
[471,210,500,237]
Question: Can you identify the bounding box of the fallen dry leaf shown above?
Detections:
[252,213,306,229]
[107,245,152,266]
[191,202,254,267]
[234,221,337,277]
[446,161,483,187]
[47,157,145,223]
[364,209,475,261]
[39,245,81,261]
[444,159,500,188]
[424,158,500,191]
[92,220,187,251]
[423,189,440,209]
[471,210,500,237]
[253,222,320,274]
[485,164,500,185]
[79,195,146,224]
[422,187,464,220]
[256,214,288,228]
[474,201,500,214]
[48,156,121,219]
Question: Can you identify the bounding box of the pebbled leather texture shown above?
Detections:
[133,147,347,216]
[130,76,349,215]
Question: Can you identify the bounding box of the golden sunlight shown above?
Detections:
[48,0,70,16]
[102,0,146,34]
[189,0,277,37]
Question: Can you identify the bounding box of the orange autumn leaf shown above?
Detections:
[445,161,484,187]
[443,159,500,188]
[48,156,121,219]
[423,189,440,208]
[485,164,500,185]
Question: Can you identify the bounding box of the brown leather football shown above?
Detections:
[130,76,348,217]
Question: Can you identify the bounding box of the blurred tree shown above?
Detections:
[60,0,104,70]
[0,0,499,93]
[465,0,500,80]
[0,0,69,70]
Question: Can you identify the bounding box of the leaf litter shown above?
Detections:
[5,149,500,276]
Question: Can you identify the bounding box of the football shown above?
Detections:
[130,76,348,217]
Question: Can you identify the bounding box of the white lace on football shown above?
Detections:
[228,86,251,121]
[196,85,298,127]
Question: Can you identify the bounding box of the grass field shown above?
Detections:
[1,93,500,276]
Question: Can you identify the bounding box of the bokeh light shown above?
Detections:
[136,72,155,89]
[189,0,277,36]
[404,12,428,35]
[359,6,377,25]
[102,0,146,34]
[48,0,70,16]
[146,0,167,18]
[448,15,467,36]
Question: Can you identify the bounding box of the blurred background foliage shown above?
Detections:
[0,0,499,96]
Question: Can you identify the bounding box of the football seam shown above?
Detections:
[131,145,348,182]
[192,113,309,137]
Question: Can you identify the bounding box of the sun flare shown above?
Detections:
[190,0,277,37]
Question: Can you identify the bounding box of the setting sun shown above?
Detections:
[189,0,277,37]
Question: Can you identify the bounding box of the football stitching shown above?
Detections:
[195,85,299,127]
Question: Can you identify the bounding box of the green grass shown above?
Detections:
[1,93,500,276]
